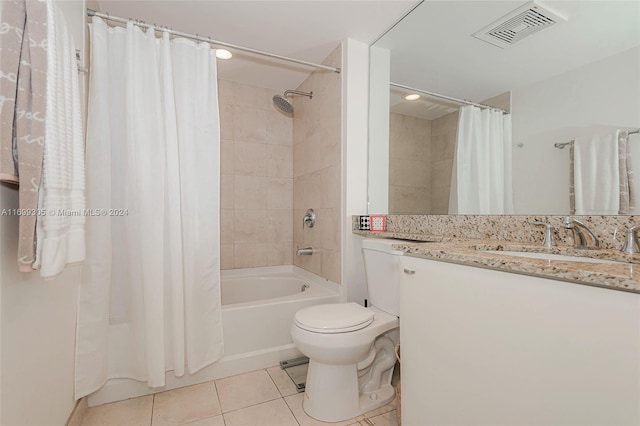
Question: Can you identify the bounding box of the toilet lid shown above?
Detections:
[294,302,374,334]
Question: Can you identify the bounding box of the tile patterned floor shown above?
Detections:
[81,366,398,426]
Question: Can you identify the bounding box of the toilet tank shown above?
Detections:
[362,238,404,316]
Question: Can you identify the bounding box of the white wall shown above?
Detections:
[367,46,390,215]
[1,2,86,425]
[342,39,370,304]
[512,46,640,214]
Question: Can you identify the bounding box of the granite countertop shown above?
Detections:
[353,230,640,294]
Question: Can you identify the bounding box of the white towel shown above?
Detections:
[573,131,620,215]
[33,1,85,278]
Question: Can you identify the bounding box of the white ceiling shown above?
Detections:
[95,0,418,90]
[390,86,458,120]
[377,0,640,105]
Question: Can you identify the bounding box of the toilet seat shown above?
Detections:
[294,302,374,334]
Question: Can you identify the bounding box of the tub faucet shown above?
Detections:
[562,217,600,249]
[296,247,313,256]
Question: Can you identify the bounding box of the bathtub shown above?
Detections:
[221,266,340,358]
[88,265,340,406]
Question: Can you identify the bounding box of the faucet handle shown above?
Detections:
[532,221,554,248]
[621,225,640,254]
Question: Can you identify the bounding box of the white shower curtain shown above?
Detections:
[449,105,514,214]
[75,18,223,399]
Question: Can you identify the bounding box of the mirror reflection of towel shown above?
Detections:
[572,131,620,215]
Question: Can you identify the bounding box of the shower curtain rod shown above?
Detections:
[554,129,640,149]
[390,82,509,114]
[86,9,341,74]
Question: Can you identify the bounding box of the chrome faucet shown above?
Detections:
[296,247,313,256]
[303,209,316,228]
[621,225,640,254]
[562,217,600,249]
[532,221,554,248]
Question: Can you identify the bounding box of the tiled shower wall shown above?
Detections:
[387,110,457,215]
[389,112,432,214]
[218,80,293,269]
[430,111,458,213]
[293,46,342,284]
[389,91,511,215]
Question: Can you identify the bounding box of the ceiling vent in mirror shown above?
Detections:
[473,1,567,49]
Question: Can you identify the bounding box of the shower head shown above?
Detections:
[272,90,313,114]
[272,94,294,114]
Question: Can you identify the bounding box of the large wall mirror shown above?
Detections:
[368,1,640,215]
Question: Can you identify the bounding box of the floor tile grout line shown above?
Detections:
[212,379,226,424]
[266,366,296,399]
[265,367,284,398]
[150,393,156,426]
[280,395,302,426]
[219,394,285,416]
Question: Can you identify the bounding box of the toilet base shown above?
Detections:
[302,360,396,422]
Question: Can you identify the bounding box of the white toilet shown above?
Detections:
[290,238,402,422]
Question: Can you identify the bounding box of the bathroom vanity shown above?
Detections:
[393,242,640,426]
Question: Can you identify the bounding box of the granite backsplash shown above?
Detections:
[352,215,640,251]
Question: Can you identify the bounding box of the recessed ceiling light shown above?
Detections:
[404,94,420,101]
[216,49,232,60]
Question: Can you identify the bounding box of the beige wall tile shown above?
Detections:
[320,165,341,209]
[234,140,267,176]
[234,82,270,110]
[234,210,268,243]
[220,209,234,244]
[292,208,304,245]
[389,113,430,161]
[219,105,234,140]
[293,246,322,276]
[233,106,266,142]
[292,45,342,283]
[295,171,322,211]
[431,159,453,191]
[321,249,341,285]
[319,208,341,252]
[219,81,294,271]
[267,145,293,178]
[267,210,293,242]
[389,186,431,215]
[267,178,293,210]
[233,243,268,268]
[218,80,234,107]
[220,244,233,270]
[389,159,430,189]
[267,110,293,145]
[267,242,293,266]
[220,174,234,209]
[388,112,432,215]
[432,188,451,214]
[220,139,234,175]
[234,175,267,210]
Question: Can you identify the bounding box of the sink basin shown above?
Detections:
[486,250,625,265]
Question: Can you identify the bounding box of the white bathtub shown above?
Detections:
[88,265,340,406]
[220,266,340,358]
